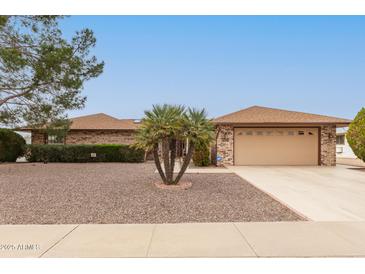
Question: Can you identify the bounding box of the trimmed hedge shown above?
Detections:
[26,144,144,163]
[0,129,26,162]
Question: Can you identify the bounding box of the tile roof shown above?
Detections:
[213,106,352,125]
[69,113,140,130]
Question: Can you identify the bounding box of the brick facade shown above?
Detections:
[31,130,136,145]
[31,131,46,144]
[65,130,136,145]
[215,125,337,167]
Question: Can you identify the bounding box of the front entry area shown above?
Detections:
[234,128,319,166]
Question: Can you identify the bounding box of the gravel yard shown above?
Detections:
[0,163,304,224]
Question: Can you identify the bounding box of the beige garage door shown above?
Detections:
[234,128,319,166]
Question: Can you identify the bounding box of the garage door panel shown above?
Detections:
[234,128,319,166]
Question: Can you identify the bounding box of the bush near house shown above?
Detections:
[192,142,211,167]
[347,107,365,162]
[26,144,144,163]
[0,129,26,162]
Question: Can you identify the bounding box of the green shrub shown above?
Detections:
[347,108,365,162]
[192,143,211,167]
[26,144,144,163]
[0,129,26,162]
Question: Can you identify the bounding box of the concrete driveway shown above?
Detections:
[228,165,365,221]
[337,158,365,167]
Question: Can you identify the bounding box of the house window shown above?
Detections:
[336,135,345,145]
[48,135,64,144]
[298,130,305,135]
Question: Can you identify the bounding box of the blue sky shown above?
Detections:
[60,16,365,120]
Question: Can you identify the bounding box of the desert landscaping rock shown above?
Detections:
[154,181,192,190]
[0,163,304,224]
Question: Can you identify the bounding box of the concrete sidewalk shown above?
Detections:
[1,222,365,258]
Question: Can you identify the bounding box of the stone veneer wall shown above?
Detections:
[31,130,136,145]
[320,125,336,166]
[215,125,337,167]
[216,125,234,166]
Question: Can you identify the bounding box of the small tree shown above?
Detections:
[0,16,104,128]
[347,107,365,162]
[193,141,211,167]
[135,104,214,185]
[43,118,71,143]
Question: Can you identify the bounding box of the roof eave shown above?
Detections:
[213,121,352,127]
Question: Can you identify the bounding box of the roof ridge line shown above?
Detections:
[251,106,351,120]
[70,113,121,120]
[213,105,352,124]
[214,105,255,120]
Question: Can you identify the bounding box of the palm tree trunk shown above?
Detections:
[153,145,167,183]
[162,137,172,184]
[174,142,194,184]
[169,138,177,184]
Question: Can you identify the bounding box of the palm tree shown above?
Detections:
[173,108,215,184]
[134,104,214,185]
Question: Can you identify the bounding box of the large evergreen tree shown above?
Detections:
[347,107,365,162]
[0,16,104,128]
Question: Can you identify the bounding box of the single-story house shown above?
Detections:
[22,106,351,167]
[26,113,141,145]
[213,106,351,166]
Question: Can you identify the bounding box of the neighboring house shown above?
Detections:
[213,106,351,166]
[22,113,141,145]
[336,127,357,159]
